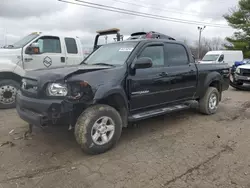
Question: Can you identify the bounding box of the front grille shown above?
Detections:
[241,69,250,77]
[21,78,38,97]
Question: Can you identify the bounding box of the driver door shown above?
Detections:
[23,36,66,70]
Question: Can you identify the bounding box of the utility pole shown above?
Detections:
[197,26,206,60]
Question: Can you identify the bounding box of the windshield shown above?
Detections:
[12,33,39,48]
[243,59,250,64]
[202,54,220,61]
[84,41,138,66]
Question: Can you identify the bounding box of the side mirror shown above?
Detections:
[133,57,153,69]
[25,43,40,55]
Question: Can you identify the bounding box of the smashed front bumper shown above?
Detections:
[16,91,73,127]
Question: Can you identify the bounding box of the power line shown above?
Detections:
[76,0,231,28]
[110,0,200,17]
[121,0,234,6]
[110,0,223,19]
[76,0,229,27]
[59,0,231,28]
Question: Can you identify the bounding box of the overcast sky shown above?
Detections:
[0,0,239,47]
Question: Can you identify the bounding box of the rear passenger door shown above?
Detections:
[164,42,197,101]
[64,37,82,65]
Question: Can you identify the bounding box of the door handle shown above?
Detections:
[24,58,33,62]
[159,72,168,76]
[61,57,65,63]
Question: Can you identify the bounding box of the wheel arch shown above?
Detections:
[93,86,129,127]
[200,72,222,101]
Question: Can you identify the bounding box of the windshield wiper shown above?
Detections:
[3,45,14,49]
[92,63,115,67]
[80,61,87,65]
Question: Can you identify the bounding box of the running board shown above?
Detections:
[128,104,190,121]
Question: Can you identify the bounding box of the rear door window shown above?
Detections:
[165,43,189,66]
[65,38,78,54]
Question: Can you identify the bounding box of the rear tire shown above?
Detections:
[0,79,20,109]
[199,87,219,115]
[74,104,123,155]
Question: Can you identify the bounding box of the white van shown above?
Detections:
[199,50,243,66]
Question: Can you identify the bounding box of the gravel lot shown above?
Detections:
[0,87,250,188]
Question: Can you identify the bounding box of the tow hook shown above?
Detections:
[51,107,60,124]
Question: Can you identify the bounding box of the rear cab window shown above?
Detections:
[165,43,189,66]
[65,37,78,54]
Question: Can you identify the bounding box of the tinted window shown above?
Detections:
[138,45,164,67]
[36,36,61,53]
[218,54,224,62]
[65,38,78,54]
[165,43,188,66]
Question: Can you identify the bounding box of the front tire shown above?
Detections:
[199,87,219,115]
[74,104,123,155]
[0,79,20,109]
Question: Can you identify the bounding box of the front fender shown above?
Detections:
[93,84,128,109]
[0,59,25,77]
[0,59,16,72]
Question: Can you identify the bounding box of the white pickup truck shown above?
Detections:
[0,29,123,109]
[0,32,86,109]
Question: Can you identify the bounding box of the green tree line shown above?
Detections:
[224,0,250,58]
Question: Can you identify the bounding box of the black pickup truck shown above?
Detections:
[16,37,230,154]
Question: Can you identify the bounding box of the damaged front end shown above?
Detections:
[16,67,101,130]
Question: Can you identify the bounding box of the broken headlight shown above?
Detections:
[47,83,68,96]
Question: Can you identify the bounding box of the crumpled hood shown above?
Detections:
[24,64,125,89]
[67,65,126,91]
[238,64,250,69]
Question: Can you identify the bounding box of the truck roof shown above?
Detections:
[106,38,186,46]
[206,50,243,55]
[35,32,80,39]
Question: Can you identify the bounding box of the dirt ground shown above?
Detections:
[0,87,250,188]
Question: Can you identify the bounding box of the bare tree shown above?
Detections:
[189,37,225,60]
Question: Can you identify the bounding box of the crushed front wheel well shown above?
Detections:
[96,94,128,127]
